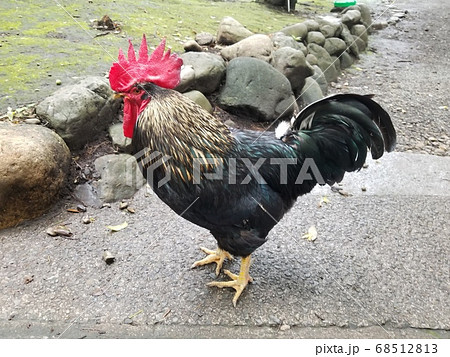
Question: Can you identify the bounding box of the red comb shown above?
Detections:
[109,35,183,92]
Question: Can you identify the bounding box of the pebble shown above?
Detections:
[280,324,291,331]
[55,79,62,85]
[102,250,116,265]
[24,118,41,125]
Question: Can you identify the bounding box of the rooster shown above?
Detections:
[109,36,396,306]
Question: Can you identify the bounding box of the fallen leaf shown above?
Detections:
[107,221,128,232]
[302,225,317,241]
[338,190,352,197]
[318,196,330,207]
[66,208,80,213]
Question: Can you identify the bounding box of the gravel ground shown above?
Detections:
[329,0,449,156]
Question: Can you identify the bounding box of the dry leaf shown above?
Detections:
[66,208,80,213]
[107,221,128,232]
[302,226,317,241]
[318,196,330,207]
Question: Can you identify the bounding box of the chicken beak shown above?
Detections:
[113,93,125,100]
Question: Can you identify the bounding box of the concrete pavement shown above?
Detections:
[0,152,449,338]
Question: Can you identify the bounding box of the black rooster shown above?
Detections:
[109,36,396,306]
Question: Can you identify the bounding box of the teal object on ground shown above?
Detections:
[334,0,357,7]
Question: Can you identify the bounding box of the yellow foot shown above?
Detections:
[191,247,233,276]
[207,255,252,307]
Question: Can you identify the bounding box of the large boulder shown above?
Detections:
[0,122,71,230]
[35,76,120,150]
[271,31,305,52]
[297,77,324,106]
[306,31,326,46]
[339,51,355,69]
[324,37,348,56]
[109,123,132,153]
[178,52,226,95]
[351,24,369,46]
[271,47,314,91]
[182,90,213,113]
[340,24,360,58]
[218,57,295,122]
[318,16,343,38]
[342,4,372,31]
[341,9,362,27]
[307,43,338,83]
[195,32,215,46]
[93,154,145,203]
[303,19,320,32]
[280,23,308,41]
[311,65,329,95]
[220,34,274,63]
[217,17,254,45]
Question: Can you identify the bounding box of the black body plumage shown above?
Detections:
[132,86,396,257]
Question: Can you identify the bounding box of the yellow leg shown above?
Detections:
[207,255,253,307]
[191,247,233,276]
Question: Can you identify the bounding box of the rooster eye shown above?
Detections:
[132,87,141,94]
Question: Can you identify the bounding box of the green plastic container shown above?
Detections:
[334,0,357,7]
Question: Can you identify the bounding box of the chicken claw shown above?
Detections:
[207,255,252,307]
[191,247,233,276]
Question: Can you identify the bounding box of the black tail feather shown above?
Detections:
[293,94,396,160]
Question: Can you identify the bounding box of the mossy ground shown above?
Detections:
[0,0,330,112]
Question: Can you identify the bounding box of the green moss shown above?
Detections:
[0,0,331,110]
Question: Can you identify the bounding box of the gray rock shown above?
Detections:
[0,122,70,229]
[354,4,373,31]
[306,53,318,66]
[311,65,328,95]
[341,9,362,26]
[297,77,324,106]
[351,24,369,45]
[388,16,401,24]
[182,90,213,113]
[324,37,347,56]
[372,20,388,30]
[183,40,202,52]
[318,16,343,38]
[352,35,367,52]
[109,123,133,153]
[217,17,254,45]
[271,32,304,52]
[330,55,341,73]
[218,57,295,122]
[73,183,103,208]
[93,154,145,203]
[280,22,308,41]
[307,43,338,83]
[271,47,314,91]
[220,34,274,63]
[195,32,215,46]
[303,19,320,32]
[339,51,355,69]
[179,52,226,94]
[176,65,196,93]
[306,31,326,46]
[340,24,360,58]
[35,76,120,150]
